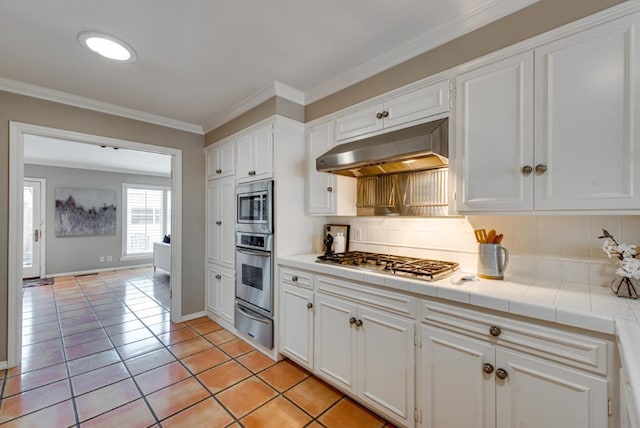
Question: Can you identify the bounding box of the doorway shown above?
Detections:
[8,121,184,368]
[22,178,45,279]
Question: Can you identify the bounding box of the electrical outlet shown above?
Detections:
[354,227,362,240]
[106,255,113,262]
[99,256,105,263]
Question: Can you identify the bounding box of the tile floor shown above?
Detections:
[0,268,396,427]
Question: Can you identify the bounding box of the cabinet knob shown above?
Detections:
[535,164,547,174]
[381,110,389,118]
[215,274,222,279]
[349,317,357,325]
[482,363,494,374]
[521,165,533,176]
[215,221,222,225]
[326,186,333,193]
[376,112,383,119]
[215,169,222,174]
[355,319,363,327]
[489,326,502,337]
[291,276,298,282]
[495,368,509,380]
[307,302,313,309]
[248,170,256,176]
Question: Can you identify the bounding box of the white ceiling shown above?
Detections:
[1,0,537,134]
[24,134,172,177]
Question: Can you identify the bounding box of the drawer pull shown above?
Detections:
[215,221,222,225]
[355,319,363,327]
[521,165,533,175]
[349,317,357,325]
[496,368,508,380]
[307,302,313,309]
[248,170,256,176]
[489,326,502,337]
[291,276,298,282]
[376,112,383,119]
[482,363,494,374]
[215,274,222,279]
[215,169,222,174]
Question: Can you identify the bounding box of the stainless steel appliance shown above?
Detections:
[236,180,273,234]
[234,180,274,349]
[316,251,459,282]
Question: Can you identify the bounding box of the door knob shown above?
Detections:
[535,164,547,174]
[307,302,313,309]
[326,186,333,192]
[349,317,357,325]
[355,319,363,327]
[521,165,533,175]
[376,112,383,119]
[482,363,494,374]
[381,110,389,118]
[495,368,508,380]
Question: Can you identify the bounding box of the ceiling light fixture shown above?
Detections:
[78,31,136,62]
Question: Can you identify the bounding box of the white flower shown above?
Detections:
[617,257,640,280]
[618,243,638,258]
[601,239,616,258]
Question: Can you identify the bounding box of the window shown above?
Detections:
[123,184,171,257]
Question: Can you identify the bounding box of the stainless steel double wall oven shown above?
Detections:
[234,180,274,349]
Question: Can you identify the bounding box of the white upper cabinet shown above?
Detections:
[335,79,450,142]
[455,51,534,211]
[534,13,640,210]
[456,11,640,212]
[236,122,274,183]
[305,121,357,216]
[206,138,235,179]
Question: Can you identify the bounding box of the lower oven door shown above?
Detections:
[234,301,273,349]
[235,247,272,314]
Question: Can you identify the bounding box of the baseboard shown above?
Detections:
[0,361,8,370]
[180,311,206,322]
[47,263,153,278]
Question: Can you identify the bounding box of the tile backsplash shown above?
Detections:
[328,215,640,287]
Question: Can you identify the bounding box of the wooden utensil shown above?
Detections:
[474,229,487,243]
[494,233,504,244]
[486,229,496,244]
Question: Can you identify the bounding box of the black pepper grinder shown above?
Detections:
[323,229,334,255]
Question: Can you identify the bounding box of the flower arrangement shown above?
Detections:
[599,229,640,299]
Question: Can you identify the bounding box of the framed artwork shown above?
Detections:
[55,188,117,237]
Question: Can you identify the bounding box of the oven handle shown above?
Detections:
[236,248,271,257]
[237,305,270,323]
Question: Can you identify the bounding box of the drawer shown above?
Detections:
[280,268,313,289]
[316,274,416,318]
[421,300,608,375]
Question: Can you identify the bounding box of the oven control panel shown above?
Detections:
[236,232,272,252]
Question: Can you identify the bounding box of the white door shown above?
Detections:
[534,13,640,210]
[306,121,337,215]
[455,51,534,212]
[357,305,415,428]
[421,325,495,428]
[280,283,314,370]
[495,349,608,428]
[314,293,358,395]
[23,179,43,279]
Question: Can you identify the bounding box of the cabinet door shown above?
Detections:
[206,177,235,268]
[421,326,495,428]
[206,139,235,179]
[314,293,358,395]
[280,284,314,371]
[218,267,235,324]
[384,80,450,129]
[534,14,640,210]
[206,263,221,314]
[306,121,337,214]
[236,124,274,183]
[456,51,534,212]
[495,349,607,428]
[335,103,384,141]
[357,306,415,428]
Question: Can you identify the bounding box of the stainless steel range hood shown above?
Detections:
[316,118,448,177]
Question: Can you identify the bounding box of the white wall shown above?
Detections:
[329,215,640,287]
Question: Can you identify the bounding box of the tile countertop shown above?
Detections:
[278,253,640,425]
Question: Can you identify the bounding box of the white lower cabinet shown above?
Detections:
[421,323,609,428]
[206,263,234,325]
[280,282,314,371]
[315,291,415,427]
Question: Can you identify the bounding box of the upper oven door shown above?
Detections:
[236,180,273,234]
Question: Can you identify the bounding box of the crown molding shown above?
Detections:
[304,0,539,104]
[0,77,204,135]
[203,80,304,133]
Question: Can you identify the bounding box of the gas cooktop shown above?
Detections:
[316,251,459,282]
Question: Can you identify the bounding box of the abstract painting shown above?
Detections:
[55,188,117,237]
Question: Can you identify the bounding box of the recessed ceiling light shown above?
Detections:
[78,32,136,62]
